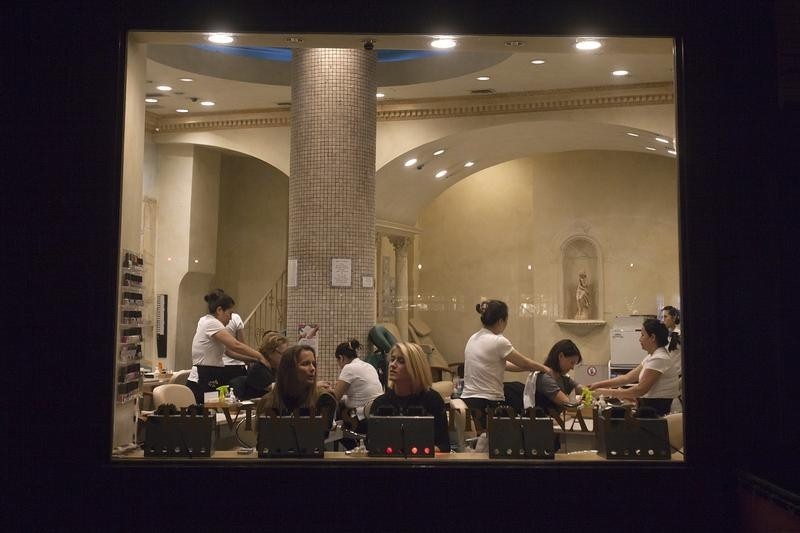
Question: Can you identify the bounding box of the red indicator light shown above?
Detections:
[424,447,431,455]
[385,447,393,455]
[411,447,418,455]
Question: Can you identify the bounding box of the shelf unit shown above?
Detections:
[114,250,146,445]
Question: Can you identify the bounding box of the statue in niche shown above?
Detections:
[574,271,591,320]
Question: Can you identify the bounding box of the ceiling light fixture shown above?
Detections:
[505,40,525,47]
[145,98,158,103]
[430,37,456,49]
[200,101,215,106]
[435,170,448,179]
[575,38,602,50]
[404,158,418,167]
[176,109,189,113]
[156,85,172,92]
[179,78,194,82]
[464,161,475,167]
[376,92,385,98]
[208,33,234,44]
[612,69,630,76]
[433,149,445,156]
[530,59,546,65]
[655,137,670,144]
[667,149,677,155]
[645,146,656,151]
[476,76,491,81]
[626,132,639,137]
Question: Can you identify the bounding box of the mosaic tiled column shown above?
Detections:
[389,235,410,341]
[288,48,377,382]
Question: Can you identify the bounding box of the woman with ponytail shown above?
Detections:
[462,299,551,432]
[186,291,268,404]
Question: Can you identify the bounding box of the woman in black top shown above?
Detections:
[369,342,450,452]
[242,332,288,399]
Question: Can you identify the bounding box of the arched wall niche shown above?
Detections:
[560,234,604,321]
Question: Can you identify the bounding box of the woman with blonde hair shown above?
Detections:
[240,332,288,399]
[368,342,450,452]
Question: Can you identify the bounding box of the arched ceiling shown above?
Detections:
[137,31,676,228]
[376,120,675,225]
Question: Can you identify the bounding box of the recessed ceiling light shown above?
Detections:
[156,85,172,92]
[575,38,602,50]
[376,92,385,98]
[612,70,630,76]
[645,146,656,151]
[476,76,491,81]
[433,149,445,156]
[464,161,475,167]
[430,37,456,49]
[435,170,448,179]
[404,158,418,167]
[655,137,670,144]
[145,98,158,103]
[667,149,677,155]
[194,259,199,263]
[208,33,234,44]
[179,78,194,82]
[530,59,546,65]
[626,132,639,137]
[200,101,215,106]
[176,109,189,113]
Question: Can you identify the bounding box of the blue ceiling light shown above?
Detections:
[193,45,445,63]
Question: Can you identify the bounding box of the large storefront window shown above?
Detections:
[113,31,682,464]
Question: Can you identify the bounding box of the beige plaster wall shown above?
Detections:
[210,153,289,318]
[114,39,146,447]
[154,144,194,369]
[174,147,221,370]
[416,150,678,379]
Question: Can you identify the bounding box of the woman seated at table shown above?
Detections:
[332,339,384,437]
[368,342,450,453]
[524,339,587,451]
[187,291,268,404]
[256,345,336,431]
[240,332,289,400]
[529,339,586,412]
[590,318,679,416]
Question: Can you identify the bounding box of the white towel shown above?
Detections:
[522,371,540,409]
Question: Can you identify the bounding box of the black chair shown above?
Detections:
[229,375,247,401]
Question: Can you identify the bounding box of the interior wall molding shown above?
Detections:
[147,82,673,134]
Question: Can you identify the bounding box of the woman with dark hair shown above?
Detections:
[369,342,450,452]
[662,306,682,363]
[187,291,268,404]
[529,339,586,413]
[590,318,680,416]
[256,345,336,430]
[333,339,383,432]
[462,299,552,432]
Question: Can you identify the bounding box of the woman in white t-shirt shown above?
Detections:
[187,291,268,404]
[462,299,551,432]
[333,339,383,439]
[590,318,680,416]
